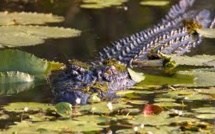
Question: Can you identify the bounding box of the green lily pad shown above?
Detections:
[154,102,184,107]
[116,90,135,96]
[0,49,64,77]
[55,102,72,118]
[79,101,132,114]
[196,28,215,38]
[137,73,194,86]
[5,121,38,134]
[127,100,148,105]
[0,71,35,95]
[140,1,170,6]
[159,89,197,99]
[184,94,212,101]
[3,102,55,112]
[80,0,128,9]
[0,25,81,47]
[116,126,179,134]
[192,107,215,114]
[0,71,34,83]
[170,55,215,67]
[0,50,63,95]
[35,115,109,133]
[192,69,215,87]
[0,11,64,26]
[29,113,55,122]
[127,68,145,83]
[195,114,215,119]
[154,98,176,102]
[128,112,198,126]
[88,94,101,103]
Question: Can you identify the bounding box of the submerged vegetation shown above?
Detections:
[0,0,215,133]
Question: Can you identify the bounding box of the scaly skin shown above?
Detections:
[49,0,215,105]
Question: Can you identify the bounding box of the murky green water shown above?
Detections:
[0,0,214,101]
[0,0,215,133]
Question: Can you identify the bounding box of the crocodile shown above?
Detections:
[49,0,215,105]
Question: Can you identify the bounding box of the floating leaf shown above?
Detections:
[170,55,215,67]
[137,73,194,86]
[197,87,215,98]
[36,115,108,133]
[140,1,170,6]
[127,68,145,83]
[0,11,64,25]
[5,121,37,134]
[184,94,212,101]
[0,71,35,95]
[195,114,215,119]
[192,107,215,114]
[0,49,64,77]
[80,0,128,9]
[159,88,195,98]
[55,102,72,118]
[88,94,101,103]
[29,113,55,122]
[154,102,184,107]
[0,50,63,95]
[3,102,54,112]
[128,100,148,105]
[0,25,81,47]
[142,104,163,115]
[5,118,107,133]
[80,101,132,114]
[196,28,215,38]
[128,112,198,126]
[116,90,135,96]
[0,71,34,83]
[178,68,215,87]
[154,98,176,102]
[116,126,179,134]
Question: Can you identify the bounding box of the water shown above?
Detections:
[0,0,215,132]
[1,0,215,62]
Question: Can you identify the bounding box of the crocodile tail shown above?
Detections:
[99,0,214,66]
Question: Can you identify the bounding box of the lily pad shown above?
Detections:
[127,68,145,83]
[5,117,107,133]
[195,114,215,120]
[0,49,64,77]
[35,115,108,132]
[0,11,64,26]
[140,0,170,6]
[55,102,72,118]
[154,98,176,102]
[80,0,128,9]
[3,102,55,112]
[170,55,215,67]
[192,107,215,114]
[178,68,215,87]
[0,71,34,84]
[0,71,35,95]
[154,102,184,107]
[79,101,132,114]
[0,25,81,47]
[137,73,194,86]
[128,112,198,126]
[116,126,179,134]
[184,94,213,101]
[196,28,215,38]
